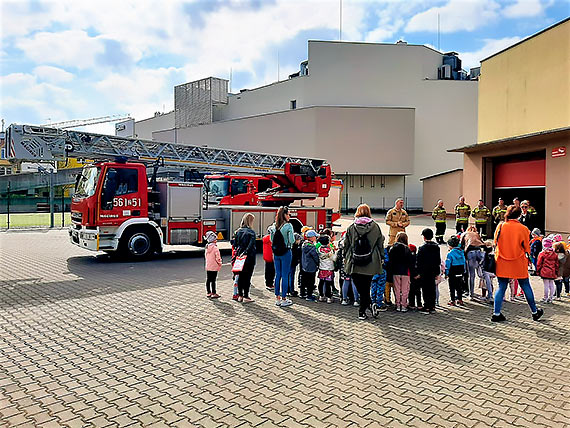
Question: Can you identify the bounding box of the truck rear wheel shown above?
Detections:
[118,227,158,260]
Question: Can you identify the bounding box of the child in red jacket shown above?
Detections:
[263,232,275,291]
[537,237,559,303]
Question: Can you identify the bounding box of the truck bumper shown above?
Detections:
[69,225,120,252]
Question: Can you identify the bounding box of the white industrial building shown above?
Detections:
[117,40,478,211]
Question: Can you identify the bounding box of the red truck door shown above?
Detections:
[97,164,148,226]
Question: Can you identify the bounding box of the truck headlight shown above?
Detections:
[203,220,216,226]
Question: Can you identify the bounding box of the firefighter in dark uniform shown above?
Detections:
[472,199,491,239]
[432,199,447,244]
[454,196,471,234]
[492,198,507,233]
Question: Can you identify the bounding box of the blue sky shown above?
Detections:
[1,0,568,134]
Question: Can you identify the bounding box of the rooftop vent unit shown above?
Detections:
[396,40,408,45]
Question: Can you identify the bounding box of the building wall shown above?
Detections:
[215,78,306,121]
[154,106,415,176]
[304,41,478,207]
[134,112,175,140]
[340,175,405,211]
[478,20,570,143]
[422,170,464,212]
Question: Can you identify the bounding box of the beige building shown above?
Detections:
[121,40,478,210]
[452,18,569,234]
[421,169,464,214]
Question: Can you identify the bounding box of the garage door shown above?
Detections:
[494,158,545,189]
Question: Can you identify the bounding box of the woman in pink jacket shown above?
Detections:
[205,231,222,298]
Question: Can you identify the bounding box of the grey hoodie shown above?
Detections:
[344,217,385,276]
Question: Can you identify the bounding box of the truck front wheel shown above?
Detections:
[119,227,157,260]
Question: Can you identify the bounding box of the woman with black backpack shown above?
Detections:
[269,206,295,308]
[344,204,385,320]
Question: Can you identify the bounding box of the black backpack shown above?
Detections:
[353,229,373,266]
[272,228,288,257]
[483,252,496,274]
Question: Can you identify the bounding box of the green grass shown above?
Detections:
[0,213,71,229]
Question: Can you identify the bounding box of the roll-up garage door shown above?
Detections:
[494,158,545,189]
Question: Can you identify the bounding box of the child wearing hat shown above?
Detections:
[529,228,543,275]
[536,237,559,303]
[445,235,466,306]
[301,230,320,301]
[204,231,222,298]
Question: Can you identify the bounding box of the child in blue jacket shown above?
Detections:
[371,248,389,315]
[445,235,467,306]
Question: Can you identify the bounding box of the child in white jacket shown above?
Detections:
[317,235,336,303]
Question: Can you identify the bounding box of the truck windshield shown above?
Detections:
[75,166,100,197]
[208,179,230,197]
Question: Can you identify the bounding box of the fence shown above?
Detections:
[0,184,73,230]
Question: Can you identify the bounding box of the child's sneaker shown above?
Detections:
[326,298,333,304]
[371,303,378,317]
[232,294,239,301]
[207,293,213,298]
[540,298,548,303]
[290,290,299,297]
[358,313,368,320]
[341,299,349,305]
[448,300,456,306]
[353,301,360,307]
[319,296,326,302]
[378,305,388,312]
[211,294,220,299]
[401,306,408,312]
[280,299,293,307]
[275,299,282,306]
[306,295,317,302]
[396,306,402,312]
[457,300,465,306]
[299,294,307,299]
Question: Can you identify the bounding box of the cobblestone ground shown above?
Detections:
[1,220,569,428]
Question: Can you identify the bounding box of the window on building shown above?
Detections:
[349,175,354,188]
[371,176,375,188]
[360,175,364,188]
[290,100,297,110]
[380,176,386,188]
[1,148,5,159]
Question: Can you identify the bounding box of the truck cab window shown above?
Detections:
[101,168,138,210]
[230,179,249,195]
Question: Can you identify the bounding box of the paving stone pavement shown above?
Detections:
[1,225,569,428]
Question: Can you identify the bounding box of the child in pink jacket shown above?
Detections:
[205,231,222,298]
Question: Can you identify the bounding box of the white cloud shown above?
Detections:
[459,36,521,69]
[33,66,74,83]
[16,30,105,69]
[503,0,545,18]
[406,0,501,33]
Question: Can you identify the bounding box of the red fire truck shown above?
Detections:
[204,173,343,222]
[7,124,337,259]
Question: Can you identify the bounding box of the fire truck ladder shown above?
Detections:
[6,124,327,174]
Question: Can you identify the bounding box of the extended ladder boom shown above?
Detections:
[6,124,327,174]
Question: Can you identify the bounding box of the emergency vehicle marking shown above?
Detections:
[113,197,142,208]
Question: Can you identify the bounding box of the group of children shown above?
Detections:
[203,223,570,313]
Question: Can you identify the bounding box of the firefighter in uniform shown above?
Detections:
[472,199,491,239]
[385,198,410,246]
[432,199,447,244]
[454,196,471,234]
[492,198,507,232]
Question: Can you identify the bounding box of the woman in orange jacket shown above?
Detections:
[492,205,544,322]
